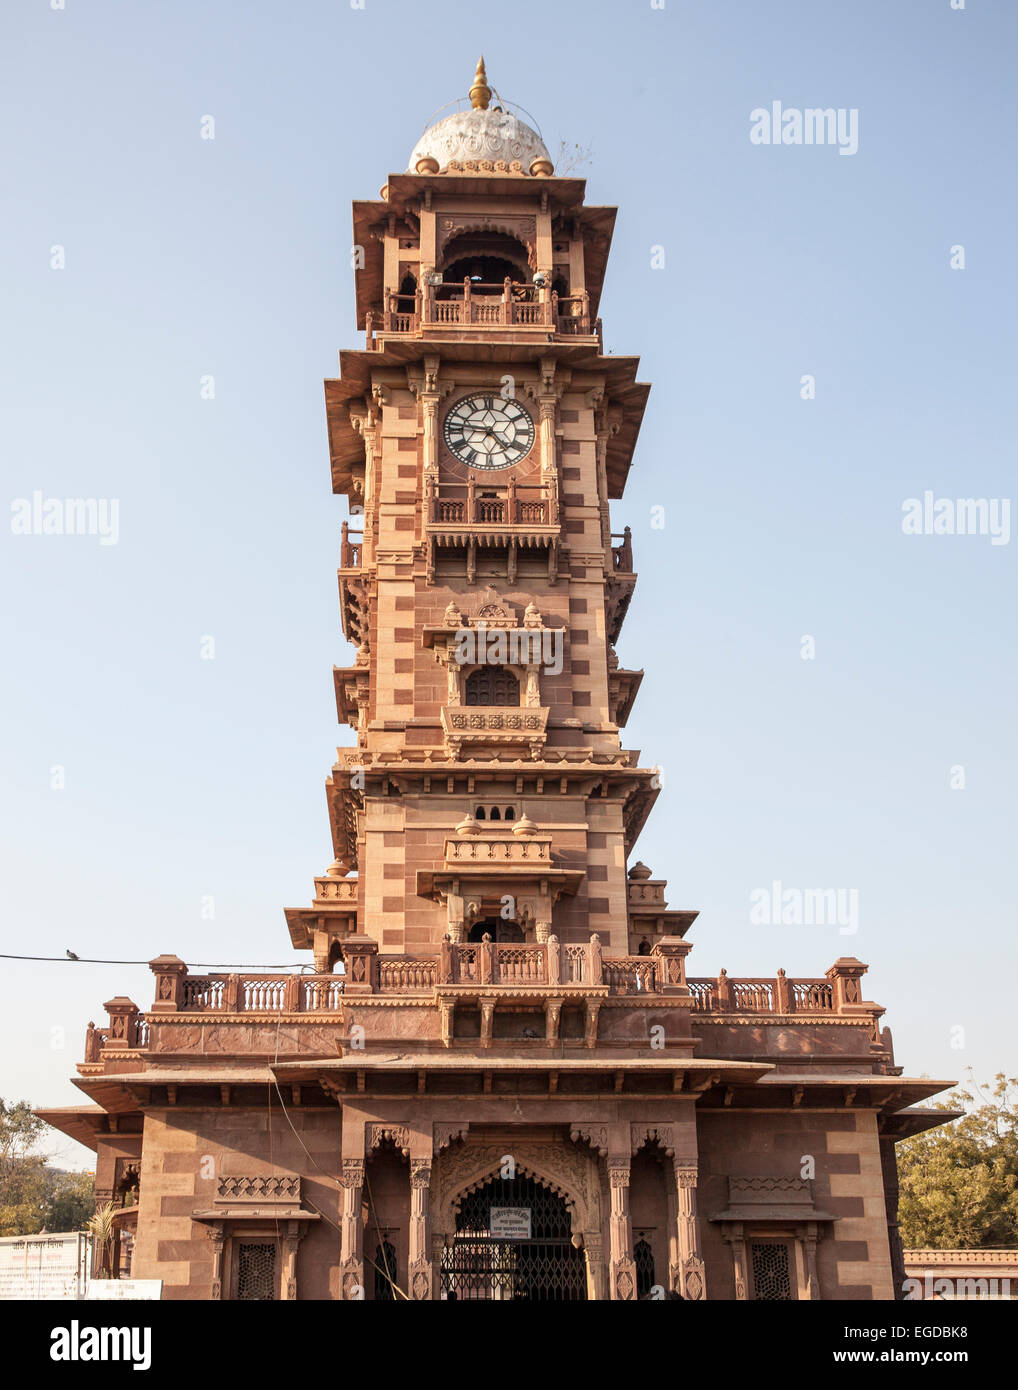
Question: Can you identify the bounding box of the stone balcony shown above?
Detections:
[366,282,602,350]
[440,704,549,759]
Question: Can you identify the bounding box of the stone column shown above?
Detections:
[207,1226,225,1300]
[408,1159,433,1300]
[800,1222,821,1300]
[582,1234,607,1300]
[722,1226,749,1300]
[339,1158,365,1299]
[674,1164,706,1300]
[607,1160,637,1300]
[281,1222,303,1301]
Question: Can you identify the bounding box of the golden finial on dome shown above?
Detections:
[469,55,491,110]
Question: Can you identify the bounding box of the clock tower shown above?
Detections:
[50,58,951,1308]
[297,56,660,968]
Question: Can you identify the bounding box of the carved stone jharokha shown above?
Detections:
[39,57,954,1304]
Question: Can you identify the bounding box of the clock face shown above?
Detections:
[443,393,536,470]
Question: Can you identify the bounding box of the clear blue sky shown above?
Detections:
[1,0,1014,1168]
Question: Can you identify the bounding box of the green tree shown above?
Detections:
[897,1072,1018,1249]
[0,1097,48,1235]
[1,1098,96,1235]
[44,1169,95,1232]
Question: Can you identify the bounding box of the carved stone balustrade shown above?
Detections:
[686,959,880,1023]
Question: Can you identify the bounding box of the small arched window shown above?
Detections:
[475,807,486,820]
[504,807,515,821]
[489,807,501,821]
[465,666,520,707]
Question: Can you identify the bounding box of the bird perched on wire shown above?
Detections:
[66,950,79,960]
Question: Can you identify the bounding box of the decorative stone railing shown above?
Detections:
[367,282,599,342]
[427,482,556,529]
[687,973,836,1015]
[443,832,552,867]
[602,957,658,995]
[377,957,438,992]
[76,953,875,1065]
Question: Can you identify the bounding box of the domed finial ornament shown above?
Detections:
[455,811,482,836]
[469,56,491,111]
[513,812,539,837]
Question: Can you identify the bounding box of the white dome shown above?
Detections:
[407,59,554,177]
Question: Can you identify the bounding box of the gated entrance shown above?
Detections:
[440,1173,587,1301]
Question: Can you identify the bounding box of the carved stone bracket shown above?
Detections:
[570,1124,609,1158]
[368,1124,412,1157]
[630,1123,676,1157]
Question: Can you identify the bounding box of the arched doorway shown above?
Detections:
[440,1173,587,1301]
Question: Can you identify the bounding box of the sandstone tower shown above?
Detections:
[42,61,952,1303]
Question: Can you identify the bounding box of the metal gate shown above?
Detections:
[440,1174,587,1301]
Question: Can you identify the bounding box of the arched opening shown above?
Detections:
[637,937,651,956]
[395,271,417,316]
[438,231,530,296]
[441,1172,586,1301]
[374,1240,398,1301]
[328,941,344,974]
[468,917,523,943]
[465,666,519,707]
[630,1145,672,1297]
[634,1237,656,1299]
[488,807,501,821]
[475,806,486,820]
[364,1141,408,1301]
[504,806,515,821]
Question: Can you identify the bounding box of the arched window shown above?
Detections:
[634,1238,656,1299]
[438,231,530,294]
[465,666,519,707]
[374,1240,398,1301]
[504,807,515,821]
[637,938,651,956]
[489,807,501,821]
[475,806,486,820]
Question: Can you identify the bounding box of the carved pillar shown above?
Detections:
[421,393,439,482]
[582,1234,607,1301]
[480,998,495,1048]
[546,933,560,983]
[281,1222,303,1301]
[722,1225,749,1300]
[674,1164,706,1300]
[544,997,562,1047]
[537,381,559,523]
[207,1226,225,1300]
[408,1159,433,1300]
[800,1222,821,1300]
[607,1160,637,1300]
[339,1158,366,1299]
